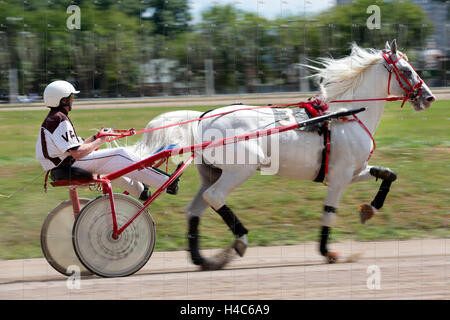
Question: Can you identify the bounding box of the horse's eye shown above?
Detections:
[401,69,412,77]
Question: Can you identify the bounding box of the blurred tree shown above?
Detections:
[200,5,275,93]
[272,17,321,90]
[93,0,149,17]
[317,0,433,57]
[200,5,242,92]
[0,1,23,94]
[147,0,191,37]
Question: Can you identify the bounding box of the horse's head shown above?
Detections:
[383,39,435,111]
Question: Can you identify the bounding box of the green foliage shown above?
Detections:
[316,0,433,56]
[192,0,434,92]
[0,1,154,97]
[200,5,276,90]
[147,0,192,37]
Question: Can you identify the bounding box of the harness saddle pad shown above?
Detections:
[272,106,325,132]
[273,103,330,183]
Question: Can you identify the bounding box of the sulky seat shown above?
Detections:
[50,166,94,182]
[47,167,96,217]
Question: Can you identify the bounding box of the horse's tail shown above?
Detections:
[129,110,203,158]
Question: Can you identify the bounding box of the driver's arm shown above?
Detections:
[68,128,111,160]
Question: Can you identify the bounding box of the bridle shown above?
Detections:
[381,50,424,108]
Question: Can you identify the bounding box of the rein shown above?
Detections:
[100,101,313,142]
[101,96,402,142]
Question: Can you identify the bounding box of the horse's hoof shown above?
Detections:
[233,235,248,257]
[359,204,376,224]
[325,251,339,264]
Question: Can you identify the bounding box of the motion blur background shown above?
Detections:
[0,0,448,103]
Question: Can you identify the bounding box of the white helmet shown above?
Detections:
[43,80,80,107]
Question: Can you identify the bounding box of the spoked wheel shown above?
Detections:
[40,198,93,277]
[72,193,156,278]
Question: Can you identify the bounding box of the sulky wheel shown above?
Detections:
[72,193,156,278]
[41,198,93,277]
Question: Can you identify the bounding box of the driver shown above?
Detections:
[36,80,179,200]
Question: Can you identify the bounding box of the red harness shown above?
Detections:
[340,114,375,160]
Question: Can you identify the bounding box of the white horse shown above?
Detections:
[132,40,435,269]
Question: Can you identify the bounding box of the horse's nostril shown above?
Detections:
[426,96,435,103]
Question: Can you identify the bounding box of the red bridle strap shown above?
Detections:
[329,96,404,104]
[340,114,376,161]
[382,51,423,108]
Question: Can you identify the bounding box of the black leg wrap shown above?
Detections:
[371,180,392,210]
[188,216,205,265]
[369,167,397,210]
[324,205,336,213]
[214,205,248,237]
[370,167,397,182]
[319,226,330,256]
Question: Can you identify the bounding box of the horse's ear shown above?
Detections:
[385,41,391,51]
[390,39,397,54]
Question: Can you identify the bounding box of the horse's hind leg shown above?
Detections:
[186,164,222,266]
[202,165,259,211]
[186,164,255,268]
[212,205,248,257]
[202,165,258,256]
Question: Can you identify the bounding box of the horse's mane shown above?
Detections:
[304,44,383,102]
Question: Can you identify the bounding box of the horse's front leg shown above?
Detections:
[351,165,397,223]
[320,169,354,263]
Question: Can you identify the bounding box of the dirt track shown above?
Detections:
[0,238,448,300]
